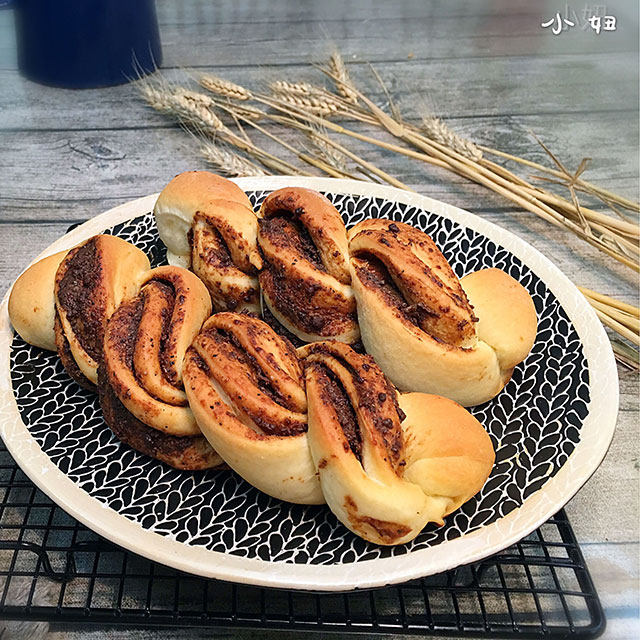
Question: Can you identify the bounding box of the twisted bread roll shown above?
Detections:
[154,171,262,313]
[184,312,323,504]
[258,187,359,343]
[53,235,151,389]
[9,235,150,389]
[302,341,495,544]
[100,265,221,470]
[349,219,536,406]
[301,341,437,544]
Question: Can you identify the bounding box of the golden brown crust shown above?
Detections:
[349,219,476,346]
[300,341,406,473]
[98,364,222,470]
[190,204,262,313]
[188,313,307,437]
[154,172,262,313]
[460,268,537,371]
[399,392,495,516]
[303,341,496,543]
[258,187,359,343]
[302,341,435,545]
[8,251,68,352]
[156,171,252,225]
[54,310,95,390]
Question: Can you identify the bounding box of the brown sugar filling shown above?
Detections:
[202,327,281,405]
[313,363,362,464]
[151,280,179,388]
[353,252,445,337]
[191,219,233,269]
[108,297,145,373]
[199,327,306,437]
[98,364,217,470]
[260,214,326,271]
[260,269,334,336]
[305,344,406,473]
[56,238,107,362]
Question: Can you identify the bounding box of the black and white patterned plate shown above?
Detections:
[0,177,618,590]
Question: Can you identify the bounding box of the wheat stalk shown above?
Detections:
[306,125,350,174]
[211,96,407,186]
[200,141,268,176]
[269,80,344,116]
[137,63,639,366]
[199,74,252,100]
[420,115,483,162]
[139,78,307,176]
[314,62,640,270]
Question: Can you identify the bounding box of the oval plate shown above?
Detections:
[0,177,618,591]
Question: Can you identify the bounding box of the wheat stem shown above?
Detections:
[589,299,640,332]
[611,340,640,371]
[578,287,640,317]
[199,74,252,100]
[593,308,640,346]
[199,141,268,177]
[478,145,640,212]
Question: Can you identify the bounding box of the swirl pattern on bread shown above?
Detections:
[301,340,495,544]
[257,187,359,343]
[8,176,524,544]
[53,235,150,388]
[99,265,222,469]
[154,171,262,313]
[349,219,537,406]
[184,312,323,504]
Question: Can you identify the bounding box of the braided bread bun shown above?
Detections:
[8,236,150,384]
[302,341,434,544]
[302,341,495,544]
[154,171,262,313]
[349,219,537,406]
[52,235,151,389]
[258,187,359,343]
[184,312,323,504]
[100,266,221,470]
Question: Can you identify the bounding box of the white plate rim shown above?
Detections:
[0,176,618,591]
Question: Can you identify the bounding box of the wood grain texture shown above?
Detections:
[0,0,638,638]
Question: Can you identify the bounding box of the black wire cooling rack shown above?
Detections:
[0,441,605,638]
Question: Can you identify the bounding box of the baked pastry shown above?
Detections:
[8,250,68,351]
[8,235,151,389]
[399,392,495,518]
[53,235,151,389]
[257,187,359,343]
[100,265,222,470]
[302,340,430,544]
[348,219,537,406]
[183,312,323,504]
[154,171,262,313]
[301,340,494,544]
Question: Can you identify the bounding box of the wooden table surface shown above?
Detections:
[0,1,638,638]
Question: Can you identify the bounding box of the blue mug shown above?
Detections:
[12,0,162,88]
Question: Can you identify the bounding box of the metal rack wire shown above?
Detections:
[0,441,604,637]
